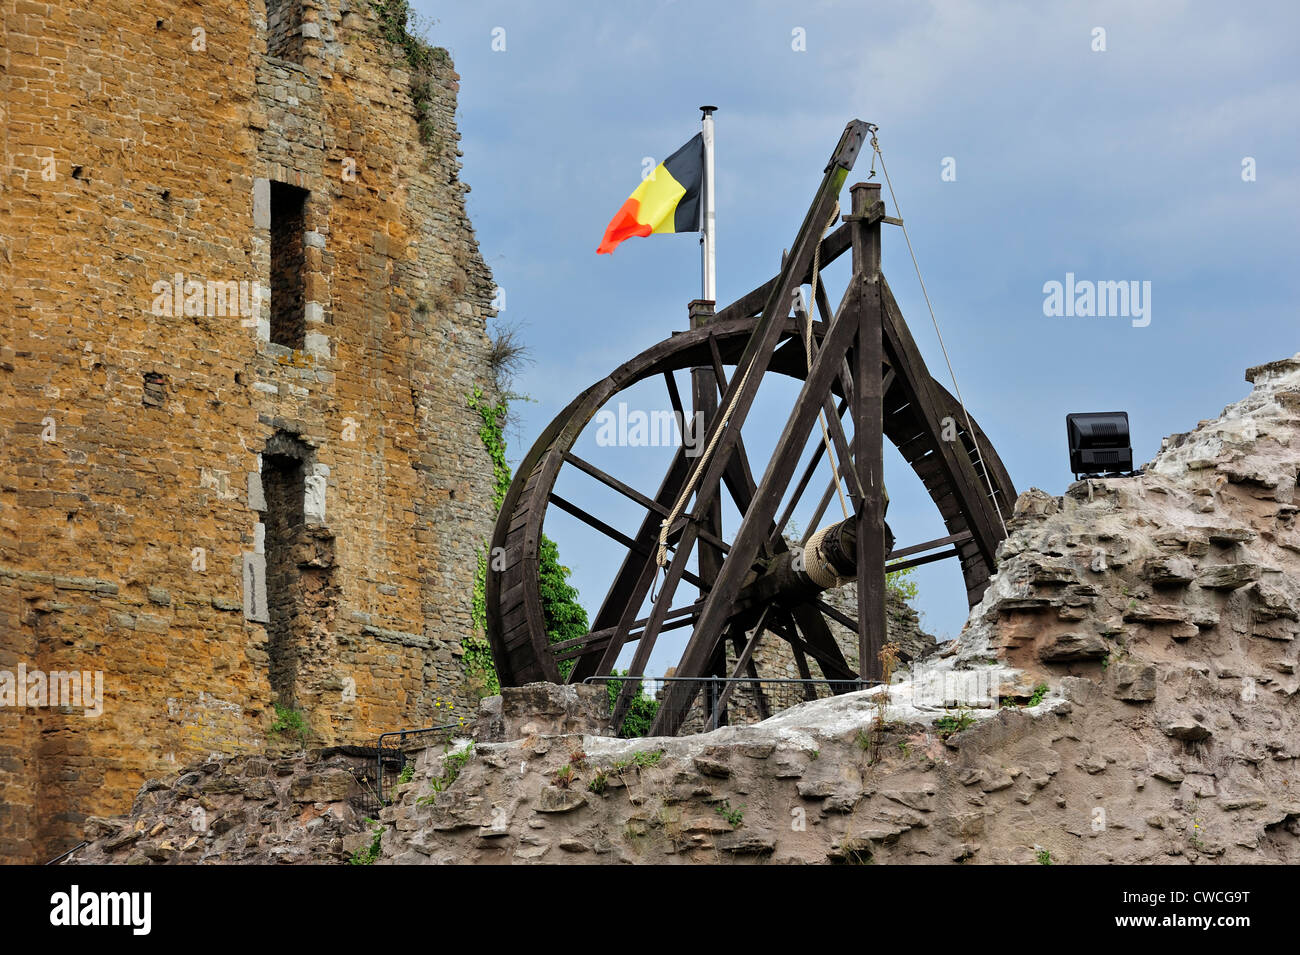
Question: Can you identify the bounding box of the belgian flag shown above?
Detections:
[597,133,704,255]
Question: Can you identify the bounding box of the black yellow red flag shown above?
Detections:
[597,134,704,255]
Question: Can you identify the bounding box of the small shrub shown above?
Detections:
[269,703,312,747]
[588,772,608,795]
[416,743,475,804]
[1036,848,1053,866]
[349,820,384,866]
[714,801,744,829]
[605,672,660,738]
[934,709,975,740]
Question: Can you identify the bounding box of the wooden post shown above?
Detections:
[688,298,725,723]
[850,181,886,682]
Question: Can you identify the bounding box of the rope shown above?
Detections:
[653,201,844,587]
[803,523,853,589]
[866,127,1008,536]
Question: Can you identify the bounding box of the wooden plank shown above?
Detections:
[885,547,961,573]
[714,222,854,324]
[690,304,726,610]
[887,530,973,561]
[563,451,670,518]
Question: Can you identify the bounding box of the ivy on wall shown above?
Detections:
[463,389,590,697]
[370,0,450,146]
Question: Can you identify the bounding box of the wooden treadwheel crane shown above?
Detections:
[485,120,1016,737]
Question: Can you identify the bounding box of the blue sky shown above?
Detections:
[414,1,1299,672]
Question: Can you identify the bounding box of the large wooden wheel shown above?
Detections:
[486,121,1016,735]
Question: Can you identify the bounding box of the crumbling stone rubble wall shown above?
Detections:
[1,0,496,862]
[68,357,1300,864]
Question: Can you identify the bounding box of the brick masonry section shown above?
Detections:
[0,0,497,862]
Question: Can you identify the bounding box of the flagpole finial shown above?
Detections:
[700,105,717,117]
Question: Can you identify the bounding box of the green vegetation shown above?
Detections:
[1036,848,1053,866]
[604,671,661,738]
[269,703,312,747]
[416,743,475,805]
[934,709,976,739]
[714,800,745,829]
[1001,682,1051,709]
[397,762,414,785]
[886,565,919,603]
[551,764,574,788]
[464,390,591,696]
[467,387,512,511]
[370,0,449,146]
[349,820,385,866]
[587,771,609,795]
[538,536,589,680]
[611,749,664,774]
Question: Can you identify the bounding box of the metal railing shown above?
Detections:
[584,675,878,734]
[46,840,88,865]
[353,721,465,816]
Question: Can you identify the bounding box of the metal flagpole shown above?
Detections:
[700,106,717,301]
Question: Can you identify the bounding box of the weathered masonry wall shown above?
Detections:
[0,0,497,862]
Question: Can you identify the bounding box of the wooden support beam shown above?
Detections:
[888,530,972,561]
[851,181,887,683]
[886,547,961,574]
[563,451,669,518]
[690,301,725,604]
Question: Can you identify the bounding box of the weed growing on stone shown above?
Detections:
[370,0,449,147]
[415,743,475,805]
[349,819,384,866]
[269,703,312,747]
[714,800,744,829]
[934,709,976,740]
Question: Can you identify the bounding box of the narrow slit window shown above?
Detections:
[262,448,305,706]
[269,181,308,349]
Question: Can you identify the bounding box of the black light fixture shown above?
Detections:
[1066,411,1134,480]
